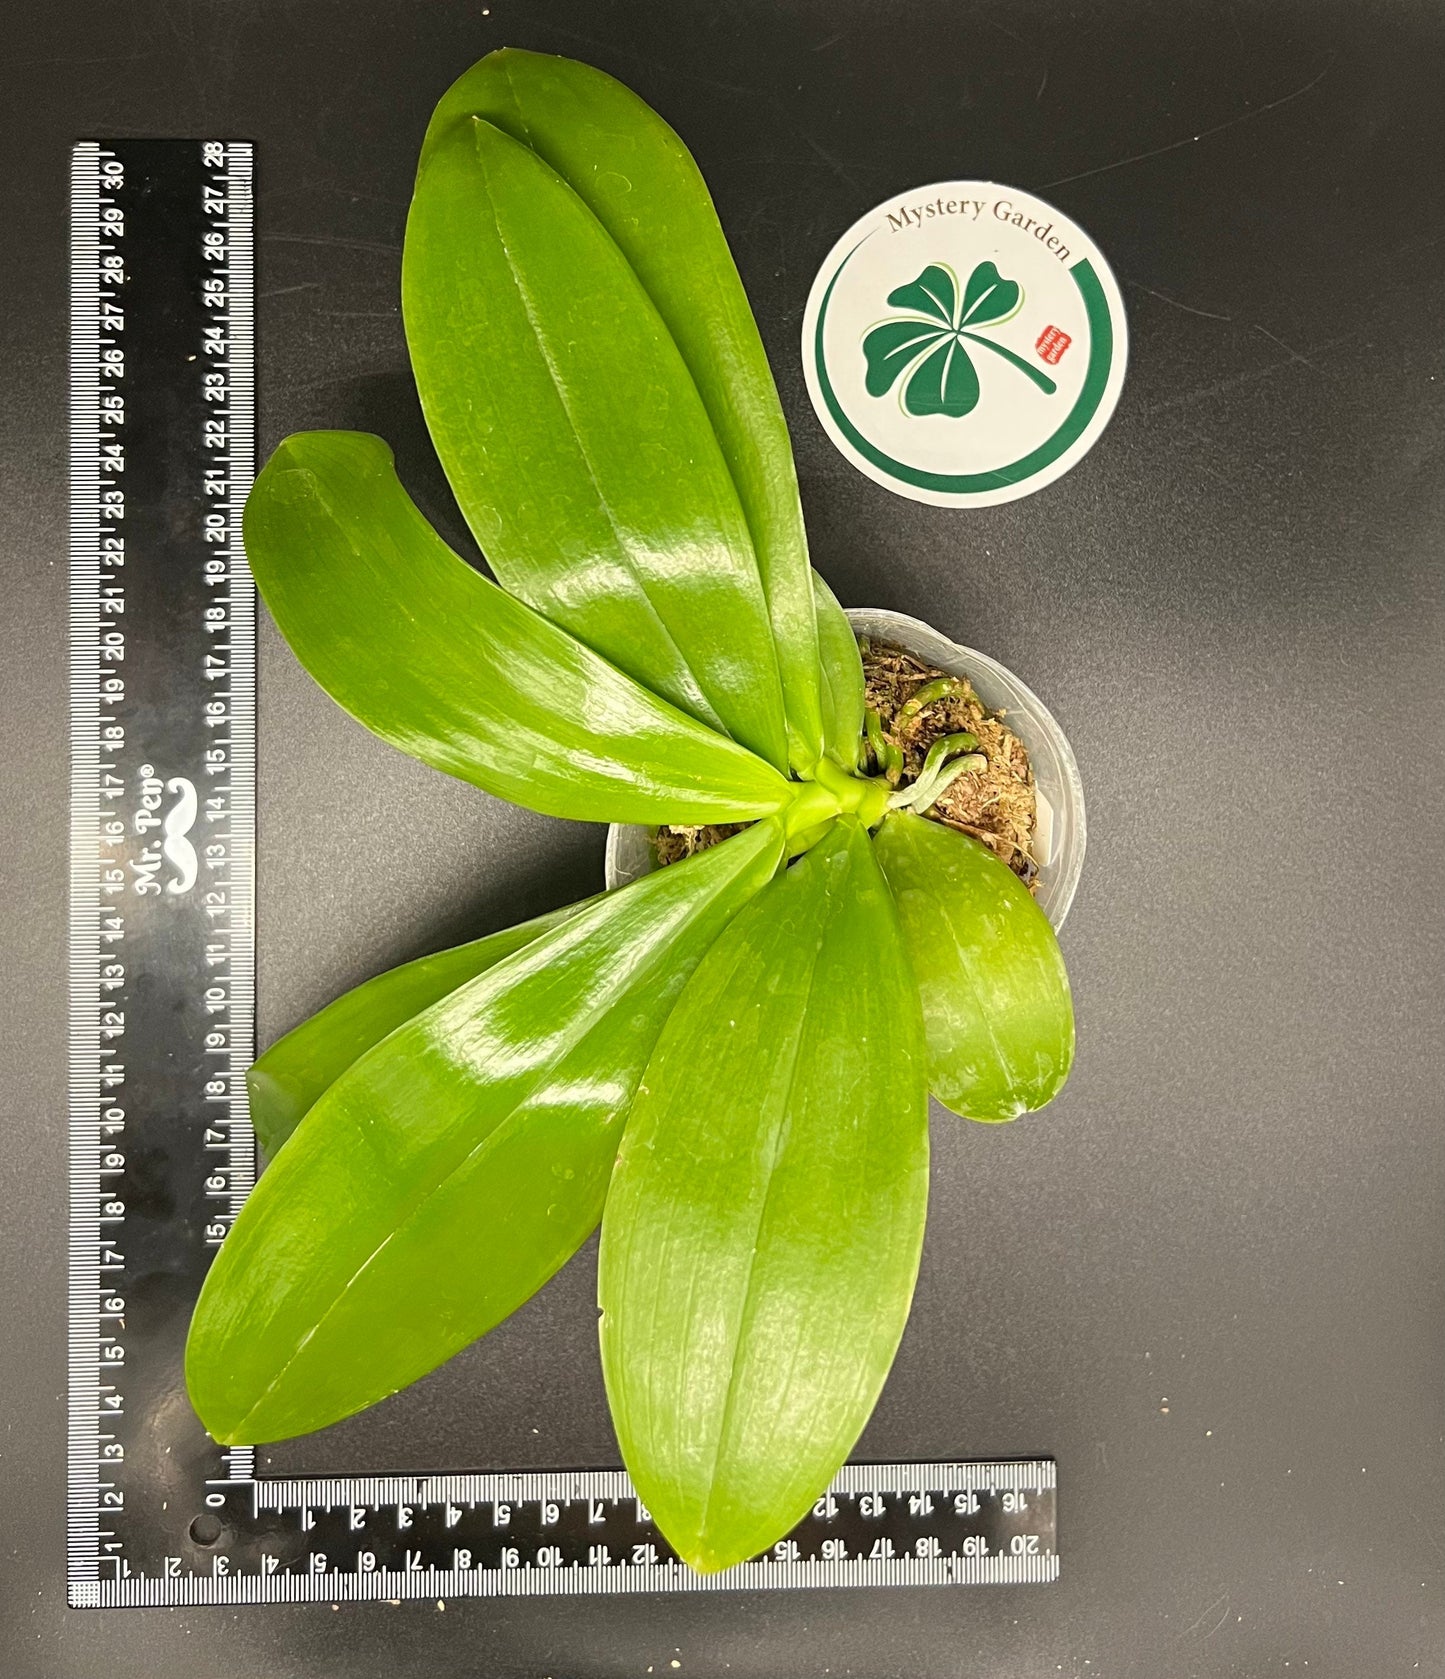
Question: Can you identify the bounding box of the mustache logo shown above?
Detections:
[162,776,199,895]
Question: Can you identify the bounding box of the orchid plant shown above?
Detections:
[184,48,1075,1574]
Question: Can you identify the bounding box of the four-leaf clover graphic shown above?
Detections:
[863,261,1058,418]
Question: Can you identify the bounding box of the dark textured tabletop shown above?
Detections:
[3,2,1443,1675]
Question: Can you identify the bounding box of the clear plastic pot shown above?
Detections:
[604,607,1086,931]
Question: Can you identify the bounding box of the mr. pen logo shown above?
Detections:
[862,261,1059,418]
[131,765,199,896]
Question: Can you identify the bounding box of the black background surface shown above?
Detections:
[3,2,1443,1675]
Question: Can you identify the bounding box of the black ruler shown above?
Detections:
[66,138,1057,1607]
[67,137,258,1605]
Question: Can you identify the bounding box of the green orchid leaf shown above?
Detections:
[811,571,864,772]
[958,260,1021,328]
[420,49,825,775]
[599,818,929,1573]
[248,899,594,1162]
[873,811,1074,1121]
[187,820,787,1446]
[404,113,790,773]
[243,430,793,827]
[903,336,981,418]
[885,263,957,328]
[862,317,948,398]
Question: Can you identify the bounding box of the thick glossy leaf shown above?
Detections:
[419,49,825,774]
[886,263,957,328]
[812,572,864,772]
[873,812,1074,1121]
[599,819,929,1572]
[187,820,787,1446]
[403,113,790,772]
[959,260,1021,328]
[862,317,947,398]
[248,900,592,1161]
[903,337,981,418]
[244,430,793,826]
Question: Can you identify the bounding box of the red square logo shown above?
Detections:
[1036,326,1071,366]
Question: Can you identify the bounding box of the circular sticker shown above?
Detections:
[801,182,1127,506]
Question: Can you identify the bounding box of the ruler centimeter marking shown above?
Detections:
[67,140,1057,1608]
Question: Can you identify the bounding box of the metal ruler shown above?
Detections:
[66,139,1058,1608]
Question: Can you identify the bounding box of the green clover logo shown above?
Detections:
[862,261,1058,418]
